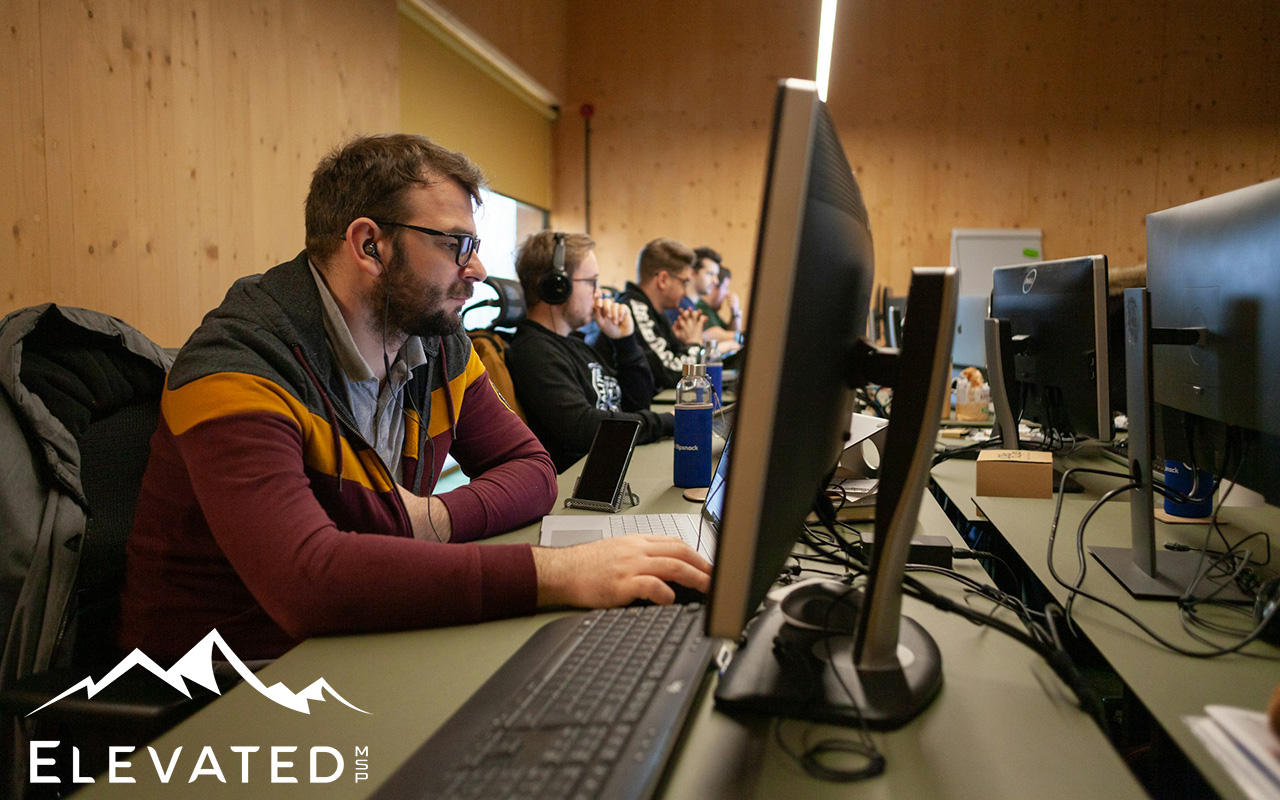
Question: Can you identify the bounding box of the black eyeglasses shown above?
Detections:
[572,276,599,290]
[369,218,481,268]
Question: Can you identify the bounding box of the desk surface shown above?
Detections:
[74,442,1142,799]
[933,445,1280,800]
[931,452,987,522]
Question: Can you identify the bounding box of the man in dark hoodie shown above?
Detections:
[507,231,674,472]
[601,238,706,390]
[120,134,711,662]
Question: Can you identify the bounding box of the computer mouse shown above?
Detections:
[1255,577,1280,646]
[666,581,707,605]
[627,582,705,608]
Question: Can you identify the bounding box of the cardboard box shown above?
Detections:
[976,450,1053,498]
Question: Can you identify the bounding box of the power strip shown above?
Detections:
[858,532,954,569]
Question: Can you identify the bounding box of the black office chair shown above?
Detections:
[462,277,529,420]
[0,306,232,797]
[462,275,527,333]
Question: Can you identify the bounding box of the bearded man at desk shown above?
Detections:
[120,134,710,662]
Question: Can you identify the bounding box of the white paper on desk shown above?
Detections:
[846,413,888,451]
[836,478,879,506]
[1186,707,1280,800]
[1210,706,1280,786]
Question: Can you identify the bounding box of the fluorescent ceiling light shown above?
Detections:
[816,0,838,102]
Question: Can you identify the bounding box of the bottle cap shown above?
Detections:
[682,363,706,378]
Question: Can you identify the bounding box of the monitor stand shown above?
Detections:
[714,580,942,729]
[1086,289,1250,601]
[1089,546,1251,602]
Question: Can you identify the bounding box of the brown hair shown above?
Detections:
[304,133,486,267]
[515,231,597,308]
[636,238,696,285]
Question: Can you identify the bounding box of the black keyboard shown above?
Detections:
[373,604,716,800]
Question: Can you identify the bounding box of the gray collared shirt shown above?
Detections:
[310,262,427,486]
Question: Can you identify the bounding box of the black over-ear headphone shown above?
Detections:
[538,232,573,305]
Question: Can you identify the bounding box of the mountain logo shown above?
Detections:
[29,629,369,717]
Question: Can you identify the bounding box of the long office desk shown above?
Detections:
[931,452,989,524]
[932,445,1280,800]
[71,441,1143,799]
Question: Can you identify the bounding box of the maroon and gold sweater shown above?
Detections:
[119,253,558,661]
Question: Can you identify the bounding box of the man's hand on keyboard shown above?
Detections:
[531,535,712,609]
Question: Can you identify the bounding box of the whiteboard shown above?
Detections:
[950,228,1043,297]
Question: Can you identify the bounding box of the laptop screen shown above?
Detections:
[701,433,731,529]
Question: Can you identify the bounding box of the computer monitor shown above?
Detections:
[988,255,1114,443]
[707,79,958,728]
[1149,179,1280,443]
[1093,178,1280,599]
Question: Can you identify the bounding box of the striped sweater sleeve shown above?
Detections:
[158,371,539,639]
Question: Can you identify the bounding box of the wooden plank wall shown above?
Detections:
[541,0,1279,297]
[1,0,399,347]
[429,0,568,102]
[553,1,813,291]
[6,0,1276,344]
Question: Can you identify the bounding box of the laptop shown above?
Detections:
[712,401,735,439]
[538,434,731,561]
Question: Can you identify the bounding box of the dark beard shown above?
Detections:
[372,249,473,340]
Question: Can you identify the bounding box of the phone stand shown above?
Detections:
[564,482,639,513]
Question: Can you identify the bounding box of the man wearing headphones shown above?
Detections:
[120,135,711,663]
[507,231,675,473]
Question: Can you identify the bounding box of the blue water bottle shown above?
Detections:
[674,363,714,488]
[1163,460,1214,518]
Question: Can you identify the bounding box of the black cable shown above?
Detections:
[773,718,885,783]
[905,564,1055,649]
[1166,531,1271,568]
[1175,435,1269,638]
[379,253,444,544]
[766,581,885,783]
[797,519,1101,729]
[932,436,1007,466]
[900,572,1109,732]
[954,549,1022,594]
[1044,464,1280,659]
[819,588,886,779]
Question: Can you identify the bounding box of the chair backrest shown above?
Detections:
[486,276,527,330]
[62,400,159,671]
[468,328,526,422]
[461,277,529,422]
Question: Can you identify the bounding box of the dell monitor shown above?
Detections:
[1093,178,1280,599]
[987,255,1114,444]
[707,79,958,728]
